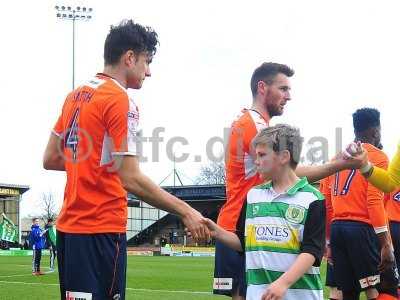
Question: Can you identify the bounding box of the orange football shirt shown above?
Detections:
[322,143,389,239]
[53,74,140,233]
[217,109,269,232]
[386,188,400,222]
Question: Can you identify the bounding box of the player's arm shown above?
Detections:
[43,132,65,171]
[295,155,363,183]
[362,142,400,192]
[366,154,394,271]
[202,218,242,252]
[43,114,65,171]
[115,155,209,240]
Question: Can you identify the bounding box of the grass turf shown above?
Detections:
[0,255,367,299]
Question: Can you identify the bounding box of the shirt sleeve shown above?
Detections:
[300,200,326,266]
[320,177,333,242]
[366,151,389,233]
[234,199,247,253]
[103,92,139,156]
[52,115,63,137]
[369,142,400,192]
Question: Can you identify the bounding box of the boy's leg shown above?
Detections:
[37,249,42,273]
[32,247,36,273]
[34,249,41,273]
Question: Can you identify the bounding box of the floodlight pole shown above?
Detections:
[72,16,75,90]
[55,5,94,90]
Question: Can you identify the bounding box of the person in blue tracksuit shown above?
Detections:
[31,218,46,275]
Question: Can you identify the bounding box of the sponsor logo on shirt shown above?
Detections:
[254,224,291,243]
[127,111,139,120]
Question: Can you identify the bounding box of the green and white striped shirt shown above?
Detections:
[240,177,325,300]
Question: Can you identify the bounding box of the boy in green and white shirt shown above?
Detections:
[204,124,325,300]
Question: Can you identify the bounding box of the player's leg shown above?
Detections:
[365,287,378,299]
[331,221,363,299]
[389,221,400,294]
[326,263,342,300]
[345,223,397,300]
[213,240,246,299]
[60,232,127,300]
[56,230,66,299]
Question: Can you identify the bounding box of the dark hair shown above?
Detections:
[32,218,38,222]
[250,62,294,97]
[252,124,303,168]
[353,108,380,133]
[47,218,53,222]
[104,19,159,65]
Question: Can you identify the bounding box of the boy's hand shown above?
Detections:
[201,218,220,239]
[261,280,288,300]
[181,208,210,242]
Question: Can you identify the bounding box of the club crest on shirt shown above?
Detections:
[394,192,400,202]
[285,205,306,224]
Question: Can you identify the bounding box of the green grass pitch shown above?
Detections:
[0,256,367,299]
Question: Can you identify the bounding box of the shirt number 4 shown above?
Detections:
[64,108,80,161]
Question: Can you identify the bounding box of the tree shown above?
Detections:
[39,192,58,222]
[195,161,226,185]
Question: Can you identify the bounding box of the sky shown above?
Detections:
[1,0,399,217]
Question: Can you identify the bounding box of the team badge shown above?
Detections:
[285,205,306,224]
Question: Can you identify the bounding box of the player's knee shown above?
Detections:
[342,290,360,300]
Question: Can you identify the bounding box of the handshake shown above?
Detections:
[180,208,222,242]
[334,141,370,172]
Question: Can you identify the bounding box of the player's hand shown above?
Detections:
[261,280,288,300]
[201,218,220,239]
[330,143,366,170]
[379,244,395,272]
[181,208,210,242]
[341,141,368,169]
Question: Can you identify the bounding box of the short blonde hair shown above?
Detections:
[252,124,303,168]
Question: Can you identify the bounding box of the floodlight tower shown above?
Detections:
[55,5,94,89]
